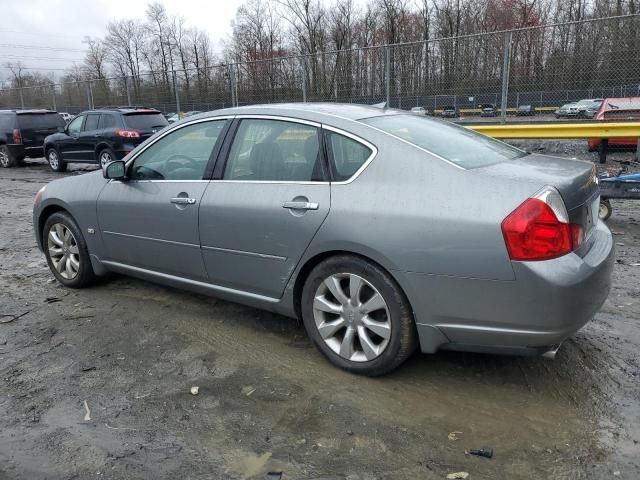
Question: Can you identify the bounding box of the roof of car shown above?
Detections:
[602,97,640,111]
[91,106,161,114]
[203,103,406,121]
[0,109,58,115]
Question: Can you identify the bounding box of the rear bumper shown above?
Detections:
[403,221,614,354]
[8,144,44,158]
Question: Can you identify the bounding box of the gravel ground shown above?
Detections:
[0,145,638,480]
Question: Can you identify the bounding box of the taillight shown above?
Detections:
[501,187,583,261]
[12,129,22,144]
[115,129,140,139]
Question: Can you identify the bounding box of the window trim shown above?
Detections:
[214,115,329,184]
[122,116,233,183]
[321,124,378,185]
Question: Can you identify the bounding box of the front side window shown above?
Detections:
[67,116,84,135]
[362,114,527,169]
[129,120,225,181]
[84,114,100,132]
[326,131,372,181]
[223,119,321,182]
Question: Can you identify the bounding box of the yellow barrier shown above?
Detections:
[465,122,640,139]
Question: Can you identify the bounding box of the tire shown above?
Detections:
[0,144,16,168]
[46,148,67,172]
[98,148,116,168]
[301,255,417,376]
[43,211,95,288]
[598,199,612,221]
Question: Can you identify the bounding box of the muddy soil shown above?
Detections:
[0,149,638,480]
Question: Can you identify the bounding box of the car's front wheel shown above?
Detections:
[46,148,67,172]
[43,212,95,288]
[301,255,417,376]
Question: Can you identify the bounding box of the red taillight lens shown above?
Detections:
[12,129,22,144]
[501,197,582,261]
[115,129,140,139]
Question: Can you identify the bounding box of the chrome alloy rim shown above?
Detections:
[313,273,391,362]
[0,148,9,167]
[47,223,80,280]
[99,151,112,167]
[48,150,59,169]
[598,202,608,220]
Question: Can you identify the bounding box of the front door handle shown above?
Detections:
[170,197,196,205]
[282,201,319,210]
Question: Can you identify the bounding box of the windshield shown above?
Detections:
[123,113,168,130]
[361,114,527,169]
[17,113,65,129]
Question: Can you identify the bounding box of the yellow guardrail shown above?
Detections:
[433,106,559,114]
[465,122,640,139]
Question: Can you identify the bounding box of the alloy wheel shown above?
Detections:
[0,148,9,167]
[100,151,112,167]
[47,223,80,280]
[312,273,391,362]
[48,150,59,170]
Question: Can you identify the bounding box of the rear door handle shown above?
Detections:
[282,201,319,210]
[170,197,197,205]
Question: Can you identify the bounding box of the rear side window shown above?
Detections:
[124,113,168,130]
[326,131,372,181]
[362,114,526,169]
[223,119,321,182]
[100,114,117,129]
[16,113,65,129]
[0,114,15,130]
[84,114,100,132]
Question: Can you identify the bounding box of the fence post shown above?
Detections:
[228,64,237,107]
[172,70,181,117]
[500,31,512,124]
[51,84,57,111]
[301,57,307,102]
[126,75,132,106]
[385,45,391,107]
[19,88,24,109]
[86,81,94,109]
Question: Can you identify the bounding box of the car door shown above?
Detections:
[57,115,85,160]
[199,117,330,298]
[77,113,101,161]
[96,118,229,279]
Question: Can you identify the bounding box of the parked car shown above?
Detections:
[59,112,73,123]
[410,106,430,116]
[587,97,640,152]
[579,99,604,118]
[516,104,536,116]
[43,107,169,172]
[168,111,203,123]
[441,105,457,118]
[0,109,65,168]
[479,104,497,117]
[163,112,176,121]
[555,98,602,118]
[33,103,613,375]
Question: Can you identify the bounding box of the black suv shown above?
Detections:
[43,107,169,172]
[0,110,65,168]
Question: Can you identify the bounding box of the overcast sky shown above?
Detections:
[0,0,249,80]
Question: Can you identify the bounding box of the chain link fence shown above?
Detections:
[1,15,639,119]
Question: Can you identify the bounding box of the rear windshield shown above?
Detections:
[0,114,15,130]
[123,113,168,130]
[17,113,65,129]
[361,114,527,169]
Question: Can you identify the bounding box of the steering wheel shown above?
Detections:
[166,154,199,172]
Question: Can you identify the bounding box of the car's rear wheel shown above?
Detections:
[301,255,417,376]
[43,212,95,288]
[0,145,16,168]
[599,199,612,221]
[47,148,67,172]
[98,148,116,168]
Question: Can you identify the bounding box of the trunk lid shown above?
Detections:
[16,112,65,147]
[122,112,169,143]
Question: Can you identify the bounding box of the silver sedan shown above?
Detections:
[33,103,614,375]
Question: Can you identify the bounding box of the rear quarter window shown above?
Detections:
[0,114,16,130]
[124,113,168,130]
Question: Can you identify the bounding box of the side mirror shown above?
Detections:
[103,160,126,180]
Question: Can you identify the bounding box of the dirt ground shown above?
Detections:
[0,144,638,480]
